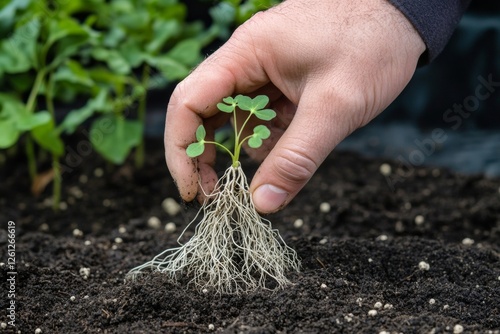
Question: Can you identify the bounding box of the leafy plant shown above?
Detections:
[186,95,276,166]
[0,0,227,210]
[128,95,300,294]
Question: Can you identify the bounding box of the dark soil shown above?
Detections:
[1,140,499,334]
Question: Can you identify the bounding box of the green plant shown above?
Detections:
[0,0,226,210]
[128,95,300,294]
[186,95,276,166]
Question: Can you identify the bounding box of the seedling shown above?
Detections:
[128,94,300,294]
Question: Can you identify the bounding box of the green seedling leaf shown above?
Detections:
[235,95,275,120]
[252,95,269,110]
[253,108,276,121]
[186,141,205,158]
[217,102,235,113]
[235,95,252,111]
[195,124,206,141]
[248,125,271,148]
[186,125,206,157]
[222,97,235,104]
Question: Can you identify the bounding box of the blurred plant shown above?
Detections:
[209,0,280,38]
[0,0,223,210]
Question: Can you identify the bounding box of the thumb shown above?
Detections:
[250,87,358,213]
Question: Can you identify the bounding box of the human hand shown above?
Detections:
[165,0,425,213]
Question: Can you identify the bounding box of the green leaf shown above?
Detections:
[166,39,201,66]
[31,120,64,157]
[91,48,131,75]
[0,96,52,148]
[0,117,19,148]
[144,54,189,81]
[186,141,205,158]
[235,95,252,111]
[119,40,145,68]
[248,125,271,148]
[248,136,262,149]
[217,102,234,113]
[90,115,142,164]
[145,20,179,54]
[252,95,269,110]
[222,97,235,104]
[53,59,94,88]
[0,0,31,33]
[47,17,89,49]
[195,124,206,141]
[0,18,40,73]
[253,124,271,139]
[17,111,52,131]
[59,89,109,134]
[253,108,276,121]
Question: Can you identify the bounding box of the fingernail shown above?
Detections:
[253,184,288,213]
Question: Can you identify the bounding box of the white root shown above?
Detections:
[128,166,300,294]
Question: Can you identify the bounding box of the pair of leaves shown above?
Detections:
[217,94,276,120]
[186,124,271,158]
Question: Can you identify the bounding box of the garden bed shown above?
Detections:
[1,140,499,333]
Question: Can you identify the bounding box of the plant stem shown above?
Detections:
[45,73,61,211]
[25,136,37,180]
[135,65,150,169]
[24,69,46,181]
[232,112,253,167]
[26,69,45,113]
[52,156,61,212]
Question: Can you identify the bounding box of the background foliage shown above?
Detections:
[0,0,279,210]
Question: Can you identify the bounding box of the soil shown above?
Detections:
[1,140,499,334]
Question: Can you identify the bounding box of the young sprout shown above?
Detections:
[128,94,300,294]
[186,95,276,166]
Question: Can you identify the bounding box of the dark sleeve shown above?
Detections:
[387,0,472,63]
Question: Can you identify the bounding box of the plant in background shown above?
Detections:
[0,0,225,210]
[128,95,300,294]
[209,0,280,38]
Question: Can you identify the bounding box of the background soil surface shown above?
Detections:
[1,141,499,333]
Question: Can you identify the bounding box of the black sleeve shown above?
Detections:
[387,0,472,63]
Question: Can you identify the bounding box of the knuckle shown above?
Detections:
[272,145,317,185]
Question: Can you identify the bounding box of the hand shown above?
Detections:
[165,0,425,213]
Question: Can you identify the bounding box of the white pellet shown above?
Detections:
[379,163,392,176]
[165,222,176,233]
[319,202,331,213]
[418,261,430,271]
[147,216,162,229]
[293,219,304,228]
[162,198,181,216]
